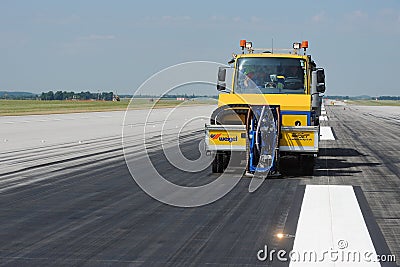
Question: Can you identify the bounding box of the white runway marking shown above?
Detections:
[290,185,380,266]
[320,126,335,140]
[319,116,328,121]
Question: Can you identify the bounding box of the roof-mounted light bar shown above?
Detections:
[240,39,309,54]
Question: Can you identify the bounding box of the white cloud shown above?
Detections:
[352,10,368,19]
[250,16,263,23]
[338,10,368,31]
[208,15,245,24]
[312,11,325,22]
[378,8,400,24]
[209,15,226,22]
[337,8,400,35]
[378,8,395,17]
[232,17,241,23]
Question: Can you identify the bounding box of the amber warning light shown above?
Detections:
[301,40,309,49]
[240,39,247,48]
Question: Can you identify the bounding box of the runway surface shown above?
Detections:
[0,104,399,266]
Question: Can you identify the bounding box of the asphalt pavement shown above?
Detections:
[0,104,399,266]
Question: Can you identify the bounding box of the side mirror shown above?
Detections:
[217,67,227,91]
[317,69,325,84]
[316,84,325,93]
[217,83,226,91]
[313,68,326,93]
[218,67,226,82]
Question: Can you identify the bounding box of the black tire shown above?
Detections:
[212,153,224,173]
[222,152,230,170]
[212,155,218,173]
[217,154,224,173]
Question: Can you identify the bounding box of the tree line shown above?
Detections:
[376,96,400,100]
[40,91,114,101]
[325,95,400,100]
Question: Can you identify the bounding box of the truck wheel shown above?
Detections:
[212,154,219,173]
[212,153,224,173]
[212,156,218,173]
[222,152,230,170]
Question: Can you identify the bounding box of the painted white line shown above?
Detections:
[290,185,380,266]
[321,110,327,115]
[319,116,328,121]
[320,126,335,140]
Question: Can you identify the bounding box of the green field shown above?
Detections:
[346,100,400,106]
[0,98,217,116]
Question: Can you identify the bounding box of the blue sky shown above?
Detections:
[0,0,399,96]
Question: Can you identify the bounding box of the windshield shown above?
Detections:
[234,57,306,94]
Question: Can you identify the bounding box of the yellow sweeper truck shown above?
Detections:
[205,40,326,176]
